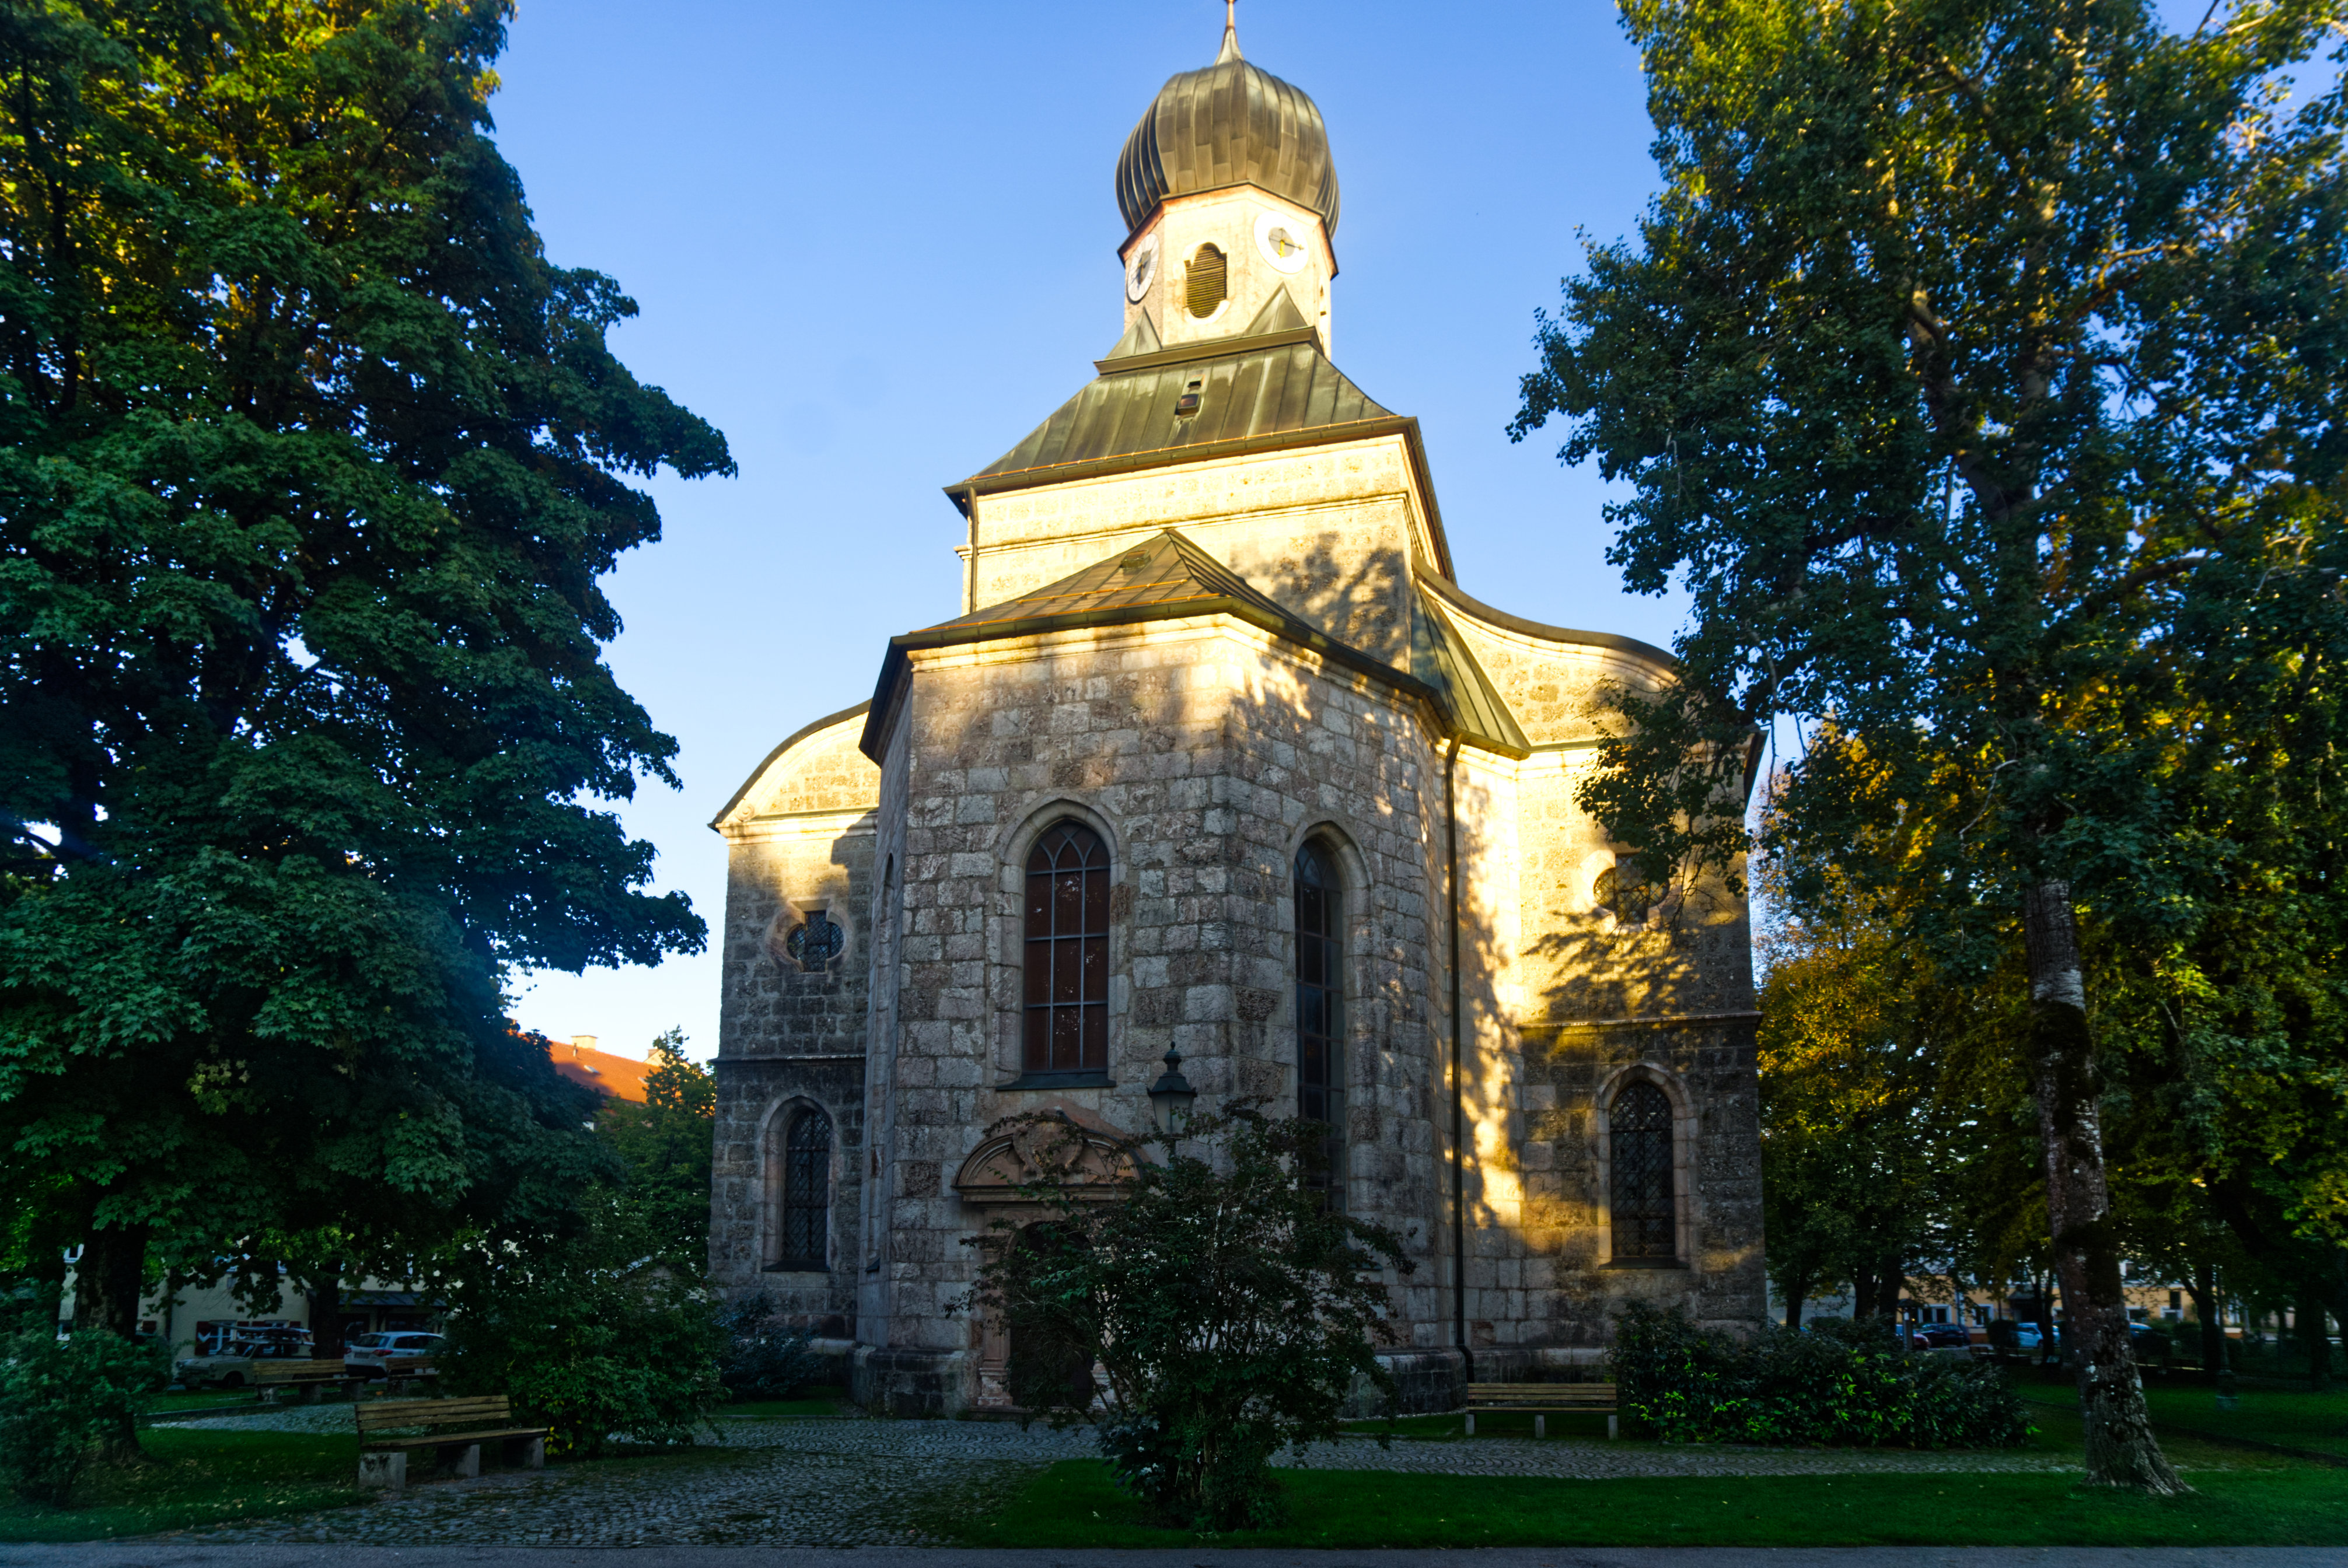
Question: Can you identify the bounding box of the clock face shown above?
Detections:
[1255,209,1309,274]
[1126,233,1160,303]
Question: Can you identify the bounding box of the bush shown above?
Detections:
[433,1191,726,1457]
[718,1294,827,1402]
[1609,1302,2030,1448]
[968,1109,1409,1531]
[0,1320,170,1504]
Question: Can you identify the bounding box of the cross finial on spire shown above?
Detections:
[1217,0,1241,62]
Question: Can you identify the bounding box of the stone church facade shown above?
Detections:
[708,16,1766,1415]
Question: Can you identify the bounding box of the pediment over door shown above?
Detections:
[952,1118,1137,1205]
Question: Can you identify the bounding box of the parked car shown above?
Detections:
[174,1331,315,1389]
[1910,1322,1973,1350]
[343,1330,443,1379]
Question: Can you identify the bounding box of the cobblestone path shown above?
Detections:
[170,1412,2085,1547]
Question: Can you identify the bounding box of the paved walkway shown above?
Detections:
[14,1548,2347,1568]
[138,1410,2111,1548]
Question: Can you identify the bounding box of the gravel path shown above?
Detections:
[159,1409,2096,1547]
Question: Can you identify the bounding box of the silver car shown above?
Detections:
[343,1330,442,1378]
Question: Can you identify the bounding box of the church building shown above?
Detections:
[707,13,1766,1415]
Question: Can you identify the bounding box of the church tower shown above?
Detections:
[708,12,1766,1416]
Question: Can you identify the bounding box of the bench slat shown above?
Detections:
[356,1396,511,1434]
[1466,1381,1617,1409]
[256,1363,358,1382]
[362,1425,548,1452]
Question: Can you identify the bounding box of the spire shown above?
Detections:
[1216,0,1241,62]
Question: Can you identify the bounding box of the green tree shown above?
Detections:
[0,0,731,1330]
[1512,0,2348,1489]
[1756,827,2041,1332]
[968,1110,1408,1531]
[1757,886,1941,1328]
[0,1306,169,1504]
[429,1188,725,1457]
[594,1030,716,1266]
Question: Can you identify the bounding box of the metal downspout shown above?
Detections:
[1446,738,1472,1381]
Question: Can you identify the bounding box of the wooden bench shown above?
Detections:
[1465,1381,1620,1438]
[378,1356,439,1397]
[254,1360,365,1404]
[355,1395,549,1492]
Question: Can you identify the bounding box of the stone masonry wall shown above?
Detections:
[868,615,1452,1396]
[711,711,885,1316]
[708,1055,864,1334]
[1513,1017,1768,1343]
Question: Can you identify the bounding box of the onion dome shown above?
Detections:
[1114,8,1339,240]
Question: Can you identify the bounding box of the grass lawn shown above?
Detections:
[0,1427,366,1542]
[941,1404,2348,1549]
[2024,1384,2348,1460]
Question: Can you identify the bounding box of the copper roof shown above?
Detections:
[963,310,1391,487]
[920,527,1293,636]
[1115,22,1338,239]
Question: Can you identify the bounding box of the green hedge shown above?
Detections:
[1609,1303,2031,1447]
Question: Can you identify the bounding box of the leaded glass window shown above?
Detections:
[1023,822,1110,1074]
[785,909,844,972]
[1610,1080,1676,1259]
[777,1107,832,1269]
[1295,841,1344,1210]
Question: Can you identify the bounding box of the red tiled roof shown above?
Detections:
[550,1038,650,1103]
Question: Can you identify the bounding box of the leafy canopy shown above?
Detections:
[1512,0,2347,947]
[0,0,732,1286]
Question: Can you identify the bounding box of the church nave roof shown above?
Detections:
[858,528,1526,763]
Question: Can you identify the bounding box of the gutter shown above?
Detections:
[1446,738,1472,1382]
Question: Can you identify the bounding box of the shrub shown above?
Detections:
[967,1109,1409,1531]
[1609,1302,2029,1448]
[432,1191,726,1457]
[718,1294,827,1402]
[0,1320,170,1504]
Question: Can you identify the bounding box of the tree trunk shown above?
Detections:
[2187,1261,2225,1376]
[2299,1293,2332,1391]
[72,1218,151,1463]
[2021,881,2184,1493]
[308,1273,345,1361]
[1874,1258,1903,1325]
[72,1221,148,1338]
[1786,1280,1807,1329]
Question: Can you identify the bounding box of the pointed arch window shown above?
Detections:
[1610,1081,1676,1260]
[775,1107,833,1270]
[1024,822,1110,1075]
[1295,841,1344,1210]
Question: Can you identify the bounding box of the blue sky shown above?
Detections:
[497,0,1680,1059]
[495,0,2224,1060]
